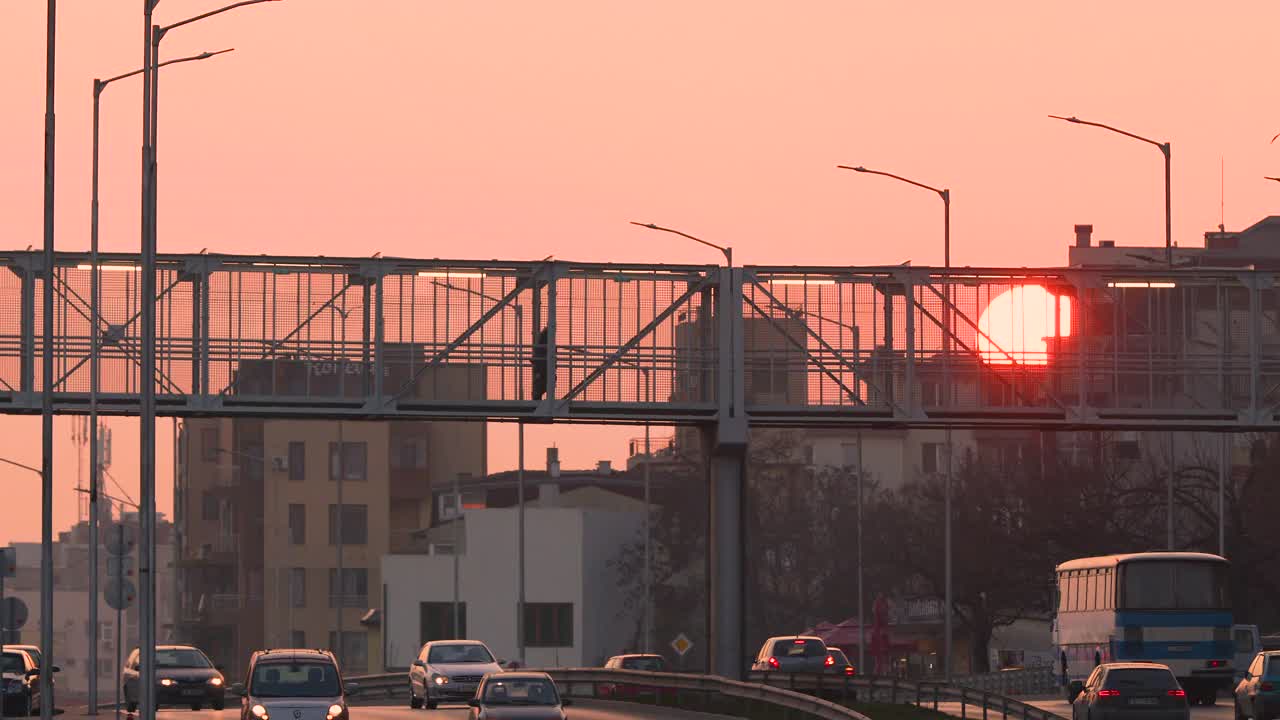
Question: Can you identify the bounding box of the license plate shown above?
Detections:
[1129,698,1158,706]
[181,689,203,696]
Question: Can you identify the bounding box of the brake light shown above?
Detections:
[1263,682,1275,692]
[1207,660,1227,668]
[793,640,806,644]
[845,666,855,676]
[1167,689,1186,698]
[825,655,835,667]
[1098,690,1121,697]
[767,657,779,670]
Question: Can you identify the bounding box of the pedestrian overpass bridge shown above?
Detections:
[1,250,1275,430]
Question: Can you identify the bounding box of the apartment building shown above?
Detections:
[177,359,485,677]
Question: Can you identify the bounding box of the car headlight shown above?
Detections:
[208,677,224,686]
[432,674,449,685]
[251,704,269,719]
[159,678,175,687]
[326,703,345,720]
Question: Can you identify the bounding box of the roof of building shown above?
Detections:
[1056,552,1227,572]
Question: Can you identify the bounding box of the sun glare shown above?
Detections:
[976,285,1071,365]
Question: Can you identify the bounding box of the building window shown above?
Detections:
[288,504,306,545]
[327,631,368,673]
[841,442,860,468]
[523,603,573,648]
[392,436,428,470]
[201,427,220,462]
[328,568,369,608]
[201,492,219,522]
[328,504,368,545]
[291,630,306,649]
[420,602,466,643]
[288,441,306,481]
[922,443,943,474]
[289,568,306,608]
[328,442,367,481]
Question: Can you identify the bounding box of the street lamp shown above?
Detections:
[431,279,528,663]
[837,162,954,681]
[136,5,277,716]
[88,49,230,712]
[561,344,655,654]
[1049,114,1176,552]
[1048,115,1171,268]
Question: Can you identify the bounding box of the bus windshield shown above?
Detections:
[1121,560,1229,610]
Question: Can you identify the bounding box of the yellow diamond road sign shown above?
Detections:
[670,633,693,657]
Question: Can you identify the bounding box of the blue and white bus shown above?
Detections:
[1052,552,1234,705]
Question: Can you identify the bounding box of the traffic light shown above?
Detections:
[532,327,548,401]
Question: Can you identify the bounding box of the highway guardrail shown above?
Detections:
[746,672,1060,720]
[348,668,872,720]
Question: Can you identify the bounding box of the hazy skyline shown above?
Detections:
[4,2,1280,543]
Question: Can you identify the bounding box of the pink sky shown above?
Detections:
[3,2,1280,543]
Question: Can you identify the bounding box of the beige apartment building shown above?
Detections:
[177,360,485,678]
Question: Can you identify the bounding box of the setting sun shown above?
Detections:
[976,285,1071,365]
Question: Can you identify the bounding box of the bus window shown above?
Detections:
[1122,562,1175,609]
[1086,572,1097,611]
[1174,562,1229,609]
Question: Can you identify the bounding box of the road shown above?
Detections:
[58,701,738,720]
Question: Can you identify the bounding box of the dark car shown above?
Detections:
[1070,663,1189,720]
[2,649,43,716]
[599,654,672,700]
[826,647,856,677]
[123,645,226,711]
[1235,651,1280,720]
[467,672,570,720]
[750,636,833,674]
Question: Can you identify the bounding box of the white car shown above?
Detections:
[409,640,502,710]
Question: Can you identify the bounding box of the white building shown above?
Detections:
[382,500,643,671]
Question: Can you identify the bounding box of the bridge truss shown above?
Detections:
[1,250,1276,430]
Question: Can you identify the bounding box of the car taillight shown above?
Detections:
[844,666,855,677]
[1262,682,1275,692]
[1167,689,1186,698]
[767,657,780,670]
[825,655,835,667]
[1099,690,1121,697]
[1207,660,1227,668]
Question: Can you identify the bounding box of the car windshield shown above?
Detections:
[1103,669,1178,690]
[829,650,850,665]
[249,661,341,698]
[774,639,826,658]
[482,678,559,706]
[156,649,212,668]
[427,644,493,664]
[1266,659,1280,680]
[0,653,25,674]
[621,657,665,671]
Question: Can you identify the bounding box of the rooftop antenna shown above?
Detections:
[1219,156,1225,232]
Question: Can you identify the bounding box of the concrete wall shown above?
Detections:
[382,505,641,671]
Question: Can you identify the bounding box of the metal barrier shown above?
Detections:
[346,668,872,720]
[746,673,1061,720]
[951,667,1058,697]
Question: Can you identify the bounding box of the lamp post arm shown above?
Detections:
[0,456,43,477]
[100,48,234,88]
[629,222,732,266]
[158,0,278,34]
[837,165,946,198]
[1047,115,1166,152]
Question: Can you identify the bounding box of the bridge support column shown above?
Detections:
[707,426,747,680]
[707,264,747,680]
